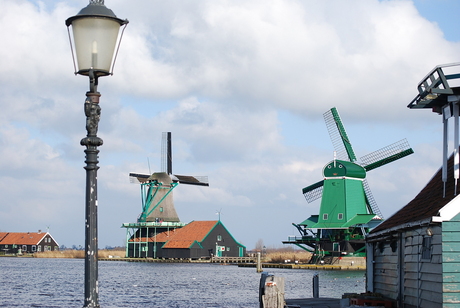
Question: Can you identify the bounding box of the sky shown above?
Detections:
[0,0,459,250]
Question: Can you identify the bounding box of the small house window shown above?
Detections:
[38,245,41,252]
[323,214,328,220]
[32,245,36,252]
[217,235,222,241]
[338,213,343,220]
[22,245,27,251]
[421,236,432,260]
[227,247,230,251]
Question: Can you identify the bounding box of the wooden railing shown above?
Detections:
[210,256,256,263]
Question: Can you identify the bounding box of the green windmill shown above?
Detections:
[285,107,414,262]
[122,132,209,258]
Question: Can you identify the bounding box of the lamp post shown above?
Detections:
[66,1,128,307]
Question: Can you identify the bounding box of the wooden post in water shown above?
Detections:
[312,273,319,298]
[262,275,285,308]
[257,252,263,273]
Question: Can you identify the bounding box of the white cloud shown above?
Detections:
[0,0,458,248]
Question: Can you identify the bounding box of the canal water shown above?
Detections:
[0,257,365,307]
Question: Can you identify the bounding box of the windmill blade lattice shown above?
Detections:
[302,180,324,203]
[362,179,383,218]
[360,139,414,172]
[324,107,357,162]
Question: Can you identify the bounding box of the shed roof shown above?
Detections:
[370,150,459,235]
[0,232,48,245]
[161,220,219,249]
[0,232,8,242]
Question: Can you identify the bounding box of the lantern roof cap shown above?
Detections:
[66,1,128,27]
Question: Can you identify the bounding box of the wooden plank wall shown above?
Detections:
[372,238,399,297]
[372,226,442,307]
[443,215,460,307]
[404,227,442,308]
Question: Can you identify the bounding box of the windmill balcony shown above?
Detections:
[287,236,315,241]
[122,221,186,228]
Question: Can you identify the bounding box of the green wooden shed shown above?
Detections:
[366,151,460,307]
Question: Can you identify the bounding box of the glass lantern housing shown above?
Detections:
[66,1,128,77]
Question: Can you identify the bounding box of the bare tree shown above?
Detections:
[255,238,264,251]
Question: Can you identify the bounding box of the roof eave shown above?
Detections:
[367,217,435,241]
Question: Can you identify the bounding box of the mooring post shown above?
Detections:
[313,273,319,298]
[257,252,263,273]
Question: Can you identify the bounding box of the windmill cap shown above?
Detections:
[323,160,365,178]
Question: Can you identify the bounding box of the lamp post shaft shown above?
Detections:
[81,90,103,308]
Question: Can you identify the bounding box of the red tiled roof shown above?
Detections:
[163,240,196,248]
[371,151,458,234]
[153,229,178,242]
[161,221,218,249]
[0,232,47,245]
[0,232,8,242]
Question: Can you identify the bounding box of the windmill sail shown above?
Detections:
[360,139,414,172]
[302,180,324,203]
[324,107,357,162]
[362,179,383,218]
[172,174,209,186]
[161,132,209,186]
[161,132,173,175]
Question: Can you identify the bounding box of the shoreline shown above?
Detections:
[1,251,366,270]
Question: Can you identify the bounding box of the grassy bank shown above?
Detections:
[34,249,126,259]
[263,251,312,263]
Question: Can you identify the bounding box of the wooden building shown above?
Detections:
[366,152,460,307]
[0,231,59,254]
[126,220,246,259]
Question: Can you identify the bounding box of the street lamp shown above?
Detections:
[66,1,128,307]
